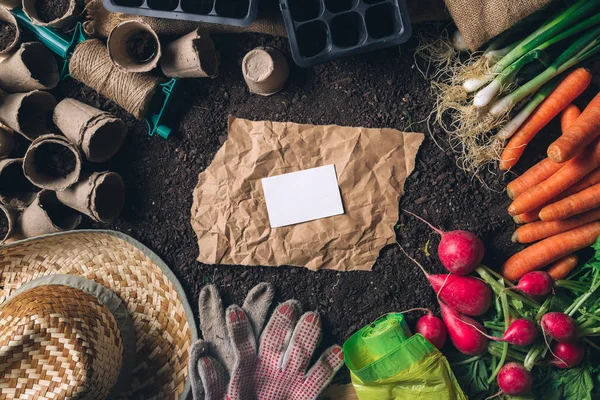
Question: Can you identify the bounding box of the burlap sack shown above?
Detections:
[191,117,424,271]
[0,42,59,93]
[444,0,553,50]
[56,171,125,223]
[54,98,127,162]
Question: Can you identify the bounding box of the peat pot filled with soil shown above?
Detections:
[23,0,82,27]
[0,7,18,54]
[108,20,161,73]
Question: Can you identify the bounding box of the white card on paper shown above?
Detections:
[261,165,344,228]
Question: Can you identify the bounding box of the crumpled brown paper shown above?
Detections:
[191,117,424,271]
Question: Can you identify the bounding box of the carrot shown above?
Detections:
[512,208,600,243]
[501,221,600,281]
[508,137,600,216]
[548,91,600,163]
[561,104,581,132]
[539,183,600,221]
[512,167,600,224]
[499,68,592,171]
[507,158,564,199]
[546,255,579,281]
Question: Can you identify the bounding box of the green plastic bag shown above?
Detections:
[344,313,467,400]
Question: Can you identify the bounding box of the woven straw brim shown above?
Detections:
[0,230,198,400]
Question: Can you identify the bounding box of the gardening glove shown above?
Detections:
[227,300,346,400]
[189,282,275,400]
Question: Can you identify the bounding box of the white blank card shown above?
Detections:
[261,165,344,228]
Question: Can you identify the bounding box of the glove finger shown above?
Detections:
[258,300,301,365]
[242,282,275,338]
[298,345,345,400]
[225,305,257,400]
[190,340,228,400]
[282,311,322,375]
[198,284,231,370]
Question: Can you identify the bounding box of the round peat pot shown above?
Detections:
[108,20,161,73]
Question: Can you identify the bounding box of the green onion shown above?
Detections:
[490,25,600,116]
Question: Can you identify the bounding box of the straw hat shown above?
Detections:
[0,230,198,400]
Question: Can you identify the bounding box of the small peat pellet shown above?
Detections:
[108,20,161,73]
[0,20,16,52]
[242,47,289,96]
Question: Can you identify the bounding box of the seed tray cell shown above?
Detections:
[280,0,412,67]
[102,0,258,26]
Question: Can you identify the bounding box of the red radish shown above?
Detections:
[550,342,585,368]
[541,312,577,342]
[505,271,554,297]
[440,301,488,355]
[404,209,485,275]
[500,319,539,346]
[398,246,492,316]
[497,362,533,396]
[415,312,447,349]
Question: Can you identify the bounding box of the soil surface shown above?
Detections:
[47,29,598,384]
[126,31,158,63]
[33,143,76,177]
[0,21,16,51]
[35,0,70,22]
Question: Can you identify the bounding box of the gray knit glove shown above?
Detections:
[189,282,275,400]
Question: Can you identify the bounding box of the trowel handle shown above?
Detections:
[11,8,85,59]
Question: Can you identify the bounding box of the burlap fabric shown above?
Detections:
[444,0,553,50]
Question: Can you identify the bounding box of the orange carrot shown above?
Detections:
[539,183,600,221]
[548,91,600,163]
[512,167,600,224]
[546,254,579,280]
[508,137,600,216]
[507,158,564,199]
[561,104,581,132]
[513,208,600,243]
[501,221,600,281]
[500,68,592,171]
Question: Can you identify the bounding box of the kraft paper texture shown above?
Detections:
[191,117,424,271]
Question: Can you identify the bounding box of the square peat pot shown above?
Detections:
[280,0,412,67]
[102,0,259,26]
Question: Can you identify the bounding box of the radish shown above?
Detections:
[541,312,577,342]
[404,210,485,275]
[499,318,539,346]
[550,341,585,368]
[506,271,554,297]
[415,312,447,349]
[497,362,533,396]
[398,245,492,316]
[440,301,488,355]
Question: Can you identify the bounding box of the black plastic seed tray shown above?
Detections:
[102,0,258,26]
[280,0,412,67]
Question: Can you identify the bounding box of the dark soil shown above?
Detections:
[126,31,158,63]
[0,162,36,195]
[50,29,598,385]
[0,210,8,240]
[35,0,70,22]
[33,143,76,177]
[0,21,16,51]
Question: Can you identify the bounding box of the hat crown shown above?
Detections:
[0,284,123,400]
